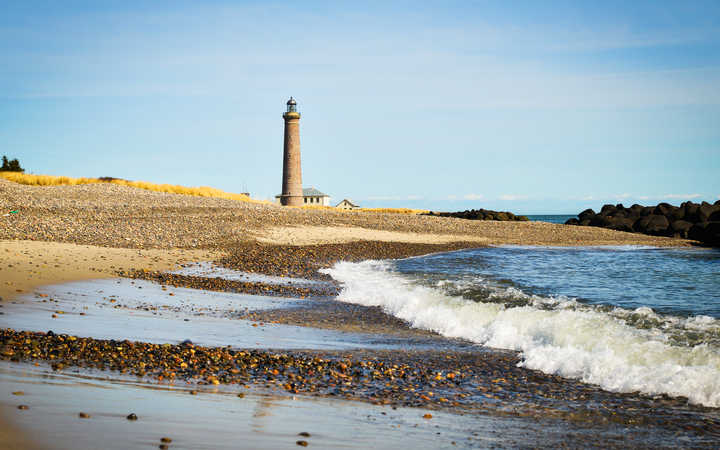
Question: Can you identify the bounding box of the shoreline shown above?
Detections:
[3,241,720,447]
[0,181,713,447]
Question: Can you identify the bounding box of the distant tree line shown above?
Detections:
[1,155,24,172]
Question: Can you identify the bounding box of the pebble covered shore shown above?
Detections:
[0,179,693,249]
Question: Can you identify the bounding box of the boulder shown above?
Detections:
[565,218,580,225]
[600,204,617,216]
[688,222,710,242]
[698,202,717,222]
[640,206,654,217]
[578,209,596,222]
[607,217,635,232]
[682,202,700,222]
[705,222,720,246]
[653,202,675,217]
[669,220,693,238]
[590,215,613,227]
[634,215,670,236]
[709,210,720,222]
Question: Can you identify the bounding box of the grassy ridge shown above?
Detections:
[1,171,428,214]
[0,171,261,203]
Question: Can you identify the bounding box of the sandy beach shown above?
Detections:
[3,180,717,449]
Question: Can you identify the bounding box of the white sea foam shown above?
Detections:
[321,260,720,407]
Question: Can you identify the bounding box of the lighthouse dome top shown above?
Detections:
[285,97,299,115]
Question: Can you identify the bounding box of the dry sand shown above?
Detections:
[256,225,489,245]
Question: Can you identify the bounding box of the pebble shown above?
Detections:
[298,432,310,437]
[296,440,308,447]
[78,412,91,419]
[160,437,172,443]
[17,405,28,410]
[127,413,138,420]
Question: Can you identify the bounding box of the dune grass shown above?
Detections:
[0,171,261,203]
[2,172,428,213]
[357,207,428,214]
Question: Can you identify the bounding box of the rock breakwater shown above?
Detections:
[565,201,720,246]
[424,209,529,221]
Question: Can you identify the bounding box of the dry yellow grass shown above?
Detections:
[357,207,428,214]
[0,172,265,203]
[302,204,427,214]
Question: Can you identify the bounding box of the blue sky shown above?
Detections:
[1,0,719,213]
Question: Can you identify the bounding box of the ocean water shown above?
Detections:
[526,214,575,224]
[322,246,720,407]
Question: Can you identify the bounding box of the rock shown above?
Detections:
[698,202,716,222]
[296,440,308,447]
[160,437,172,443]
[298,432,311,437]
[79,412,91,419]
[578,209,595,222]
[579,219,591,226]
[682,202,701,222]
[688,222,710,242]
[710,210,720,222]
[607,217,635,233]
[126,413,138,420]
[590,215,614,227]
[634,215,670,236]
[564,218,579,225]
[600,204,617,216]
[653,203,676,217]
[704,222,720,246]
[669,220,693,238]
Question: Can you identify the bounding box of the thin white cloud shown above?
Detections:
[463,193,484,200]
[663,193,702,200]
[365,195,424,201]
[498,194,529,201]
[446,195,458,200]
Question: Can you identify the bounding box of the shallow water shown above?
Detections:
[1,278,460,351]
[322,246,720,407]
[172,261,332,287]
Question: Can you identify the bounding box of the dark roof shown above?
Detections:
[303,187,328,197]
[336,199,358,207]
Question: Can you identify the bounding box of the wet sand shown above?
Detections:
[5,361,681,450]
[0,240,220,303]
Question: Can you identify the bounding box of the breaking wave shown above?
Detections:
[321,260,720,407]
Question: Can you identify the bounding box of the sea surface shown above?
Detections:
[526,214,575,224]
[323,245,720,407]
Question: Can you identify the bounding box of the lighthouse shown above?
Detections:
[278,97,303,206]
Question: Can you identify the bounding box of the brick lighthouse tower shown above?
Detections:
[279,97,303,206]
